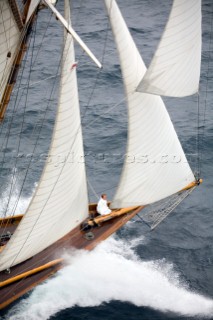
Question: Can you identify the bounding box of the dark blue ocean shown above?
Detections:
[0,0,213,319]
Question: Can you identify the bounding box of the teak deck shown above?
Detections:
[0,205,144,310]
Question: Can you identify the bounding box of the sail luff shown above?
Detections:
[105,0,195,209]
[137,0,202,97]
[0,0,88,272]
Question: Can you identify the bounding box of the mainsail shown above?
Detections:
[0,0,22,117]
[137,0,202,97]
[0,0,88,271]
[105,0,195,209]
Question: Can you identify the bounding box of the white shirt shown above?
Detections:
[97,197,112,215]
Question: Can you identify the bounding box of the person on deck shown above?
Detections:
[97,194,112,216]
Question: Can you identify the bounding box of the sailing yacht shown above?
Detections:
[0,0,203,310]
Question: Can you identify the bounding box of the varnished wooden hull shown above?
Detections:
[0,205,143,310]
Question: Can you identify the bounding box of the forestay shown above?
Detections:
[105,0,195,209]
[0,0,21,107]
[137,0,202,97]
[0,0,88,271]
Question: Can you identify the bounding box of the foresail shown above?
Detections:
[0,0,88,271]
[26,0,41,23]
[105,0,195,209]
[26,0,57,23]
[0,0,21,115]
[137,0,202,97]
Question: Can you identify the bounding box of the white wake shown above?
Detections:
[4,235,213,320]
[0,178,36,217]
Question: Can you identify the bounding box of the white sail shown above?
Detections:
[105,0,195,209]
[26,0,58,23]
[0,0,88,271]
[26,0,41,23]
[0,0,21,105]
[137,0,201,97]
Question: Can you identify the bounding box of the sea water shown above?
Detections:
[0,0,213,319]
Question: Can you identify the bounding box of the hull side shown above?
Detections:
[0,206,144,310]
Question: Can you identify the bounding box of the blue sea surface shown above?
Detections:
[0,0,213,319]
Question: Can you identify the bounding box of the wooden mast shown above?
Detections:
[0,0,38,121]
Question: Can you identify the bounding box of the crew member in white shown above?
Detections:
[97,194,112,215]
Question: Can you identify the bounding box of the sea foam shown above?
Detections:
[4,235,213,320]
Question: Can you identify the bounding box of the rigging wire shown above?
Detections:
[0,8,35,115]
[0,17,37,227]
[0,17,39,236]
[7,15,61,219]
[80,12,111,201]
[199,7,213,178]
[87,179,99,200]
[196,92,201,179]
[3,1,111,267]
[0,12,38,155]
[31,8,55,69]
[3,5,78,268]
[88,183,118,198]
[3,2,127,267]
[1,1,79,220]
[0,0,105,272]
[4,16,38,216]
[0,10,56,233]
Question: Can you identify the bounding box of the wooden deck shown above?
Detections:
[0,205,144,310]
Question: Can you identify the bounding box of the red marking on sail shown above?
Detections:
[71,62,78,70]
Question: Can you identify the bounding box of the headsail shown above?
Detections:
[26,0,41,23]
[0,0,88,271]
[137,0,202,97]
[105,0,195,209]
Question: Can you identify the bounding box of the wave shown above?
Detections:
[4,235,213,320]
[0,179,35,218]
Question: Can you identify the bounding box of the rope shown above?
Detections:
[5,12,77,268]
[88,183,118,198]
[196,92,200,179]
[199,8,213,177]
[0,18,39,236]
[0,10,55,223]
[8,5,111,266]
[141,188,196,230]
[0,11,57,233]
[0,11,39,154]
[0,17,36,229]
[87,179,99,200]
